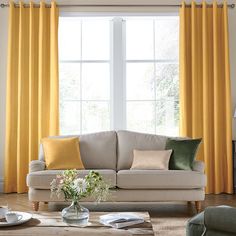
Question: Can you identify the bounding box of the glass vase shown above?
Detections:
[61,201,89,226]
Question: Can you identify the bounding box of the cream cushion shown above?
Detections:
[27,169,117,189]
[117,170,206,189]
[131,149,172,170]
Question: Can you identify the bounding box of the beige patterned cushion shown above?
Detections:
[131,149,172,170]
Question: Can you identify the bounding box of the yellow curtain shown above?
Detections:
[180,1,233,194]
[4,1,59,193]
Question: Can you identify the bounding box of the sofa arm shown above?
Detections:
[29,160,46,172]
[192,160,205,173]
[204,206,236,234]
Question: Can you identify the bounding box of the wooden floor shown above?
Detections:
[1,193,236,235]
[1,193,236,213]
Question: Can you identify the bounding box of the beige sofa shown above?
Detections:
[27,130,206,212]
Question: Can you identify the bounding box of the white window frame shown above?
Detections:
[59,12,179,134]
[110,17,126,130]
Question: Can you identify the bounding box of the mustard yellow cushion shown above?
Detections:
[41,137,84,170]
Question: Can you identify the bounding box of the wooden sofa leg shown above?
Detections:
[195,201,201,213]
[32,202,39,211]
[44,202,48,204]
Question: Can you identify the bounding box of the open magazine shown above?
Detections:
[99,213,144,229]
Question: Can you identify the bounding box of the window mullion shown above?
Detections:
[111,17,126,130]
[80,20,83,134]
[153,19,157,134]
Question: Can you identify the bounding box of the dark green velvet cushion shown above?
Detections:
[165,138,202,170]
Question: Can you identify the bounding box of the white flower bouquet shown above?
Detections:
[50,169,110,203]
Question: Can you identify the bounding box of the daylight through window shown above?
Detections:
[59,16,179,136]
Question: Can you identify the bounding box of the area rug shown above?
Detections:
[152,217,188,236]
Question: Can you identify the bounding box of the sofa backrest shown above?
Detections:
[39,131,117,170]
[117,130,168,170]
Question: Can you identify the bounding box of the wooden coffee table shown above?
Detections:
[0,211,154,236]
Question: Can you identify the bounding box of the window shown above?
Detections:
[59,15,179,136]
[125,17,179,135]
[59,18,111,134]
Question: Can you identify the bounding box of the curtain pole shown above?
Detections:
[0,3,235,9]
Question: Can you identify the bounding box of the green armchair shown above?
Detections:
[186,206,236,236]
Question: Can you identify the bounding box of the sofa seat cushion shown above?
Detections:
[27,169,116,189]
[117,170,206,189]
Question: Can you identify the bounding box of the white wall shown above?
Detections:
[0,7,8,192]
[229,7,236,139]
[0,0,236,192]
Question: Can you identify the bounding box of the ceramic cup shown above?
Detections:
[5,212,22,223]
[0,206,9,219]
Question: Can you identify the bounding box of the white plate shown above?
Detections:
[0,211,32,227]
